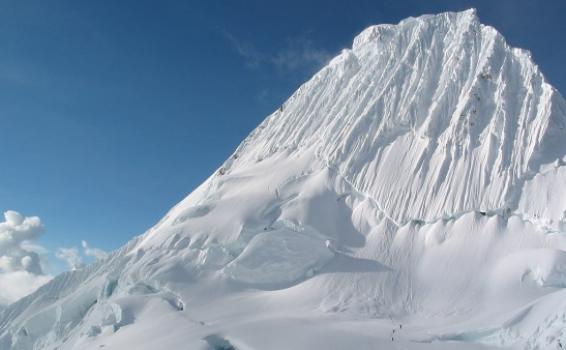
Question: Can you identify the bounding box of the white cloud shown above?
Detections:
[0,210,45,274]
[0,210,110,306]
[224,32,332,74]
[0,271,51,306]
[271,36,332,73]
[224,31,266,69]
[0,210,52,305]
[55,240,108,271]
[55,247,83,270]
[81,240,108,260]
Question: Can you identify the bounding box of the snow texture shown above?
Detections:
[2,9,566,350]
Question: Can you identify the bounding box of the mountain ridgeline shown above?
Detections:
[2,9,566,350]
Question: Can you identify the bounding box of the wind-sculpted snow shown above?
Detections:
[2,9,566,350]
[227,9,566,225]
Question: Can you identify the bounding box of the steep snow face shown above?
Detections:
[2,9,566,350]
[220,9,566,225]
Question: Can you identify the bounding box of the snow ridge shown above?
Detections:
[2,9,566,350]
[225,8,566,224]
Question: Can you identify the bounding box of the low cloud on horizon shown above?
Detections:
[0,210,51,305]
[0,210,108,306]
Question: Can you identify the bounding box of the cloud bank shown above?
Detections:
[0,211,52,305]
[0,210,110,306]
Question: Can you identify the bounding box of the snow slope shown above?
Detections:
[2,9,566,350]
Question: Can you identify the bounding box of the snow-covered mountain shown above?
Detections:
[2,9,566,350]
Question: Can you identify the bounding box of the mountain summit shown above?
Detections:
[2,9,566,350]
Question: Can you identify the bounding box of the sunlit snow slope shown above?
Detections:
[2,9,566,350]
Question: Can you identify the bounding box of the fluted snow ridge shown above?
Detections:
[224,9,566,224]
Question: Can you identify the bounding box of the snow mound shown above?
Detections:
[492,249,566,289]
[223,228,334,286]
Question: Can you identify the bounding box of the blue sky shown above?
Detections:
[1,0,565,273]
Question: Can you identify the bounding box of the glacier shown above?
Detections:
[2,9,566,350]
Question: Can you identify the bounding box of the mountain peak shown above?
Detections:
[219,9,566,225]
[3,10,566,350]
[353,8,479,52]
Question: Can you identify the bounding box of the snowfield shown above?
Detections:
[2,9,566,350]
